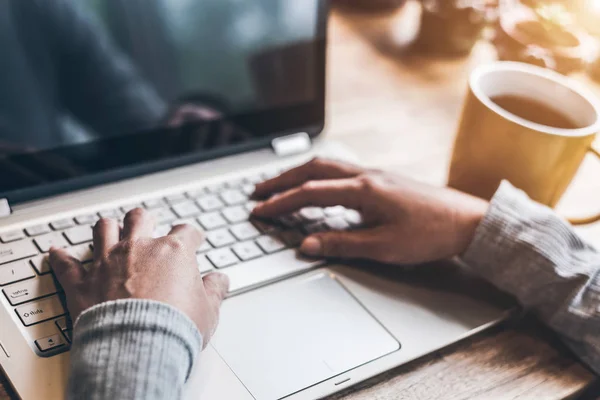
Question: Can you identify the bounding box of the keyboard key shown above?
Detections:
[0,230,25,243]
[16,296,66,326]
[225,249,323,293]
[197,241,212,253]
[280,230,305,247]
[172,201,201,218]
[232,241,263,261]
[56,317,68,331]
[299,207,325,222]
[148,208,177,225]
[230,222,261,241]
[206,248,239,269]
[3,274,59,306]
[98,209,121,219]
[224,178,244,188]
[198,212,227,231]
[324,217,350,231]
[67,244,93,263]
[256,235,286,254]
[50,219,75,231]
[196,254,215,273]
[241,184,255,196]
[197,195,225,212]
[206,182,226,193]
[0,260,36,285]
[222,206,250,224]
[153,225,172,239]
[30,255,51,275]
[64,226,93,245]
[206,229,236,248]
[0,240,38,265]
[324,206,346,217]
[262,169,280,180]
[35,334,65,352]
[75,214,98,225]
[187,187,208,198]
[220,189,246,206]
[165,194,188,205]
[143,198,165,209]
[247,174,264,184]
[121,203,144,213]
[34,233,69,253]
[345,210,363,226]
[63,329,73,343]
[25,224,51,237]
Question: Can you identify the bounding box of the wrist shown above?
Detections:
[450,192,489,257]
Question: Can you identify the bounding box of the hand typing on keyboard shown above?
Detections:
[252,158,489,265]
[49,208,229,347]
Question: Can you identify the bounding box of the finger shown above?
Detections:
[121,208,155,240]
[49,248,84,290]
[93,218,120,259]
[253,178,363,217]
[167,224,205,254]
[202,272,230,343]
[253,158,364,199]
[300,229,383,260]
[203,273,229,309]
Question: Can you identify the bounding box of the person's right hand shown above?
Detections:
[252,158,489,265]
[49,209,229,347]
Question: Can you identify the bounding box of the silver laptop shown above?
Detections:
[0,1,514,399]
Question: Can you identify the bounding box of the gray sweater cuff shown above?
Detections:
[68,299,202,400]
[461,181,600,374]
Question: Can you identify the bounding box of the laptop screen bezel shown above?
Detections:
[1,0,329,205]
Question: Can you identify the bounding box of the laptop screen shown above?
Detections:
[0,0,327,203]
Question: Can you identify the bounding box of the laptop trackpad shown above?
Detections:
[211,273,400,400]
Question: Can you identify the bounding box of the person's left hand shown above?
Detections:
[49,209,229,347]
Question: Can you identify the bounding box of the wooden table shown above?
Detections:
[1,4,599,400]
[323,4,600,400]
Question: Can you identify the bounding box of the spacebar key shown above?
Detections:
[224,249,324,293]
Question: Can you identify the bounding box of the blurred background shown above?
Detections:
[326,0,600,246]
[333,0,600,78]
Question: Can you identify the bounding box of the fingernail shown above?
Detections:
[301,237,322,256]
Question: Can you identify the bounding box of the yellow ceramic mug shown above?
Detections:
[448,62,600,225]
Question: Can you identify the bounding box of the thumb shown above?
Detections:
[202,272,230,310]
[300,230,380,259]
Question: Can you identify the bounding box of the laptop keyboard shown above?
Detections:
[0,167,363,357]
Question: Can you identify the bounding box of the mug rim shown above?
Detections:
[470,61,600,137]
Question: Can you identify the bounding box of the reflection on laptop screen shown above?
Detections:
[0,0,318,152]
[0,0,325,201]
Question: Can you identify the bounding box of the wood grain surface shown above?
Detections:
[1,3,599,399]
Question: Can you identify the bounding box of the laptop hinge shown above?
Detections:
[0,199,11,219]
[271,132,312,157]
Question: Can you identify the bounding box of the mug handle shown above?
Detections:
[568,144,600,226]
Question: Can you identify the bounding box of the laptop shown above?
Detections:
[0,1,514,399]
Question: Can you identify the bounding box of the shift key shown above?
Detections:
[16,296,66,326]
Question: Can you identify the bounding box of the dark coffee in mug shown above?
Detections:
[491,94,580,130]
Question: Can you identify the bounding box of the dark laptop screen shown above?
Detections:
[0,0,326,203]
